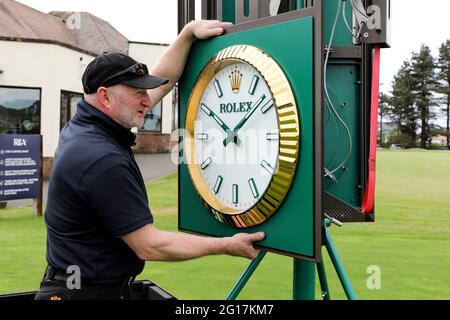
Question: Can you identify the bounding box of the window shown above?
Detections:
[140,100,162,132]
[60,91,83,130]
[0,86,41,134]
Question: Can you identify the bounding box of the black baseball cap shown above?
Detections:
[82,53,169,94]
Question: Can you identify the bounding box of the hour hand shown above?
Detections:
[223,94,266,147]
[200,103,241,145]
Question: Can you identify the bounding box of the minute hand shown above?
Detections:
[200,103,241,145]
[223,94,266,147]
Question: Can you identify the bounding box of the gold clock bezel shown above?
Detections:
[184,45,300,228]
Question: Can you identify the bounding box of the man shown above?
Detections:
[35,20,265,300]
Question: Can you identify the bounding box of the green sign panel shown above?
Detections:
[179,16,320,260]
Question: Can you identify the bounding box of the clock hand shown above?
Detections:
[200,103,241,145]
[223,94,266,147]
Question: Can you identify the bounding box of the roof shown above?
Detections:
[0,0,129,55]
[0,0,78,46]
[49,11,128,55]
[129,40,169,47]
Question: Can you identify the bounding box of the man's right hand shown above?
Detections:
[226,232,265,259]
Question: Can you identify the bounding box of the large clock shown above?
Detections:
[184,45,300,228]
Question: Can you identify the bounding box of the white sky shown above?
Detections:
[14,0,450,97]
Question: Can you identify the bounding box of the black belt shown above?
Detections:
[43,265,135,286]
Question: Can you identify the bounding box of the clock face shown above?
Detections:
[194,62,279,212]
[184,45,299,228]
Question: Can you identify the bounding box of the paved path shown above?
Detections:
[133,153,177,182]
[2,153,177,209]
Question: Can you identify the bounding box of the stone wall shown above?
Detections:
[132,133,177,154]
[43,157,53,180]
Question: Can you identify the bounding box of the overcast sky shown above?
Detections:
[14,0,450,97]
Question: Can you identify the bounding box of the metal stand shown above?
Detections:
[293,258,315,300]
[323,218,358,300]
[226,219,357,300]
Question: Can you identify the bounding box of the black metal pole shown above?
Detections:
[178,0,196,33]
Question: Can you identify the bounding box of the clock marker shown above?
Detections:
[213,79,223,98]
[248,178,260,198]
[232,184,239,204]
[200,103,211,116]
[201,157,212,170]
[261,99,274,114]
[248,75,259,95]
[261,160,274,175]
[196,133,209,140]
[266,132,279,140]
[214,175,223,194]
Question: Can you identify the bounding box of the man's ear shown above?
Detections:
[97,87,112,110]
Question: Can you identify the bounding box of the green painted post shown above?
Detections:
[244,0,250,17]
[221,0,236,23]
[293,258,315,300]
[226,250,267,300]
[316,260,331,300]
[324,219,358,300]
[296,0,305,9]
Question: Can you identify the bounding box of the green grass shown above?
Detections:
[145,173,178,210]
[1,150,449,299]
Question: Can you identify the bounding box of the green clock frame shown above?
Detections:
[179,11,322,260]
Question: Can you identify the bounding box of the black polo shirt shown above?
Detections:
[45,99,153,279]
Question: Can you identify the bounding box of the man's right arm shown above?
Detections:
[147,20,232,107]
[121,224,265,261]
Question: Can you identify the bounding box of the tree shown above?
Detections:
[437,40,450,148]
[378,93,389,145]
[387,127,413,147]
[388,61,418,148]
[411,45,438,149]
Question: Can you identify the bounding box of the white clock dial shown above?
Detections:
[194,62,280,213]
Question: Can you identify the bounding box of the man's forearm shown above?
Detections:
[147,20,232,105]
[150,24,195,95]
[122,223,263,261]
[136,225,230,261]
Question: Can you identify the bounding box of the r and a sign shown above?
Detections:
[13,138,28,147]
[0,134,41,201]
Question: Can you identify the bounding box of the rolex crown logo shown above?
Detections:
[229,68,242,94]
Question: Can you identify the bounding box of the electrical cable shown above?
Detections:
[323,1,342,179]
[342,0,359,39]
[349,0,368,33]
[342,0,365,40]
[323,0,353,179]
[350,0,368,20]
[323,97,340,171]
[324,168,338,184]
[324,97,332,125]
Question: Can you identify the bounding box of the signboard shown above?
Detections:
[0,134,42,201]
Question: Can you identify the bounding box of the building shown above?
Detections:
[378,121,397,144]
[0,0,177,178]
[431,134,447,146]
